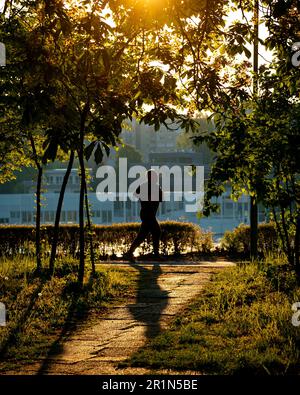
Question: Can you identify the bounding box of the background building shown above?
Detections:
[0,119,267,238]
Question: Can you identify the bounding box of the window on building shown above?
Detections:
[44,211,50,222]
[114,201,123,217]
[21,211,32,223]
[224,202,233,217]
[67,211,77,222]
[10,211,20,219]
[103,211,107,222]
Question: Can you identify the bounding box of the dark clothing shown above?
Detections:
[129,182,163,256]
[136,183,163,218]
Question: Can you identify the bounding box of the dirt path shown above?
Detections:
[5,261,235,375]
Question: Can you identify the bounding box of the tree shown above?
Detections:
[1,8,52,272]
[191,1,300,274]
[31,0,189,285]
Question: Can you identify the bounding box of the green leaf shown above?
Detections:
[43,141,58,163]
[102,142,110,157]
[243,46,251,59]
[94,143,103,164]
[84,141,96,161]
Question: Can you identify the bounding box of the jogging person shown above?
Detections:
[124,169,163,262]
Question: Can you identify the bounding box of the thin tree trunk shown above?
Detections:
[272,207,287,256]
[35,165,43,272]
[280,204,293,265]
[78,148,85,286]
[49,150,75,275]
[84,182,96,276]
[29,135,42,273]
[250,196,258,260]
[294,214,300,278]
[77,108,88,286]
[250,0,259,261]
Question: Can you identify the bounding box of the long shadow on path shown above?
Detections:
[128,264,169,341]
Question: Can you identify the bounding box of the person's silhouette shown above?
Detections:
[124,170,163,262]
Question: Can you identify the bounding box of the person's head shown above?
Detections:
[147,169,158,184]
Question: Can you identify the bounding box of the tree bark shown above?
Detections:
[49,150,75,275]
[250,196,258,260]
[280,204,293,265]
[35,165,43,272]
[84,182,96,276]
[77,108,88,286]
[272,207,288,256]
[29,135,42,273]
[294,214,300,278]
[250,0,259,261]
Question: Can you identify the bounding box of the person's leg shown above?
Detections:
[150,219,161,257]
[127,222,149,256]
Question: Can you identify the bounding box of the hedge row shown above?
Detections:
[0,221,213,258]
[220,222,280,255]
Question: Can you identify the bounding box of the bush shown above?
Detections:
[221,222,280,256]
[0,221,213,258]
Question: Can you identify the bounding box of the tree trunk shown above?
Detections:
[77,109,88,286]
[250,196,258,260]
[49,150,75,275]
[280,204,293,265]
[272,207,288,257]
[35,165,43,273]
[250,0,259,261]
[294,214,300,278]
[84,182,96,276]
[29,134,42,273]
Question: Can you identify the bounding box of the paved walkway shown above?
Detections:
[5,261,235,375]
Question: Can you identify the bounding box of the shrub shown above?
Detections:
[221,222,280,256]
[0,221,213,258]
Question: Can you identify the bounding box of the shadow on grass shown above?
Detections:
[0,271,48,358]
[128,264,169,341]
[0,269,99,375]
[36,275,95,375]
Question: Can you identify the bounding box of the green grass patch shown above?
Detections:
[125,258,300,375]
[0,257,137,371]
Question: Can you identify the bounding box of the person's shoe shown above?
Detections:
[123,252,136,263]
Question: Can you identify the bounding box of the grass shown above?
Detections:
[0,256,137,371]
[125,256,300,375]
